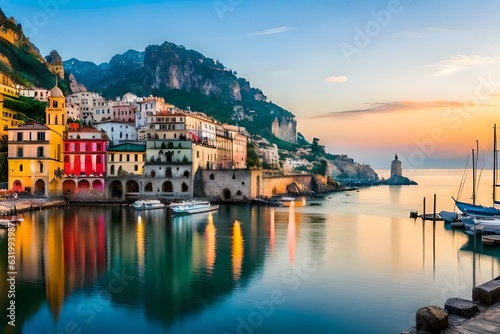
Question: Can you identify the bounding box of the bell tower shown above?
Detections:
[46,76,66,135]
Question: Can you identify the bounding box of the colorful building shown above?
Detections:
[107,142,145,177]
[0,73,21,136]
[62,126,108,195]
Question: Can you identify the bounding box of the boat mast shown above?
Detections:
[494,124,497,204]
[472,147,476,205]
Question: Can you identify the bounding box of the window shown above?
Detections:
[126,154,130,162]
[134,165,138,171]
[110,154,114,162]
[17,147,23,157]
[37,147,44,157]
[17,132,22,141]
[37,132,45,141]
[97,156,102,163]
[110,165,115,175]
[97,143,102,151]
[134,154,138,162]
[39,162,43,173]
[119,154,123,162]
[53,101,58,108]
[20,164,23,172]
[64,156,69,162]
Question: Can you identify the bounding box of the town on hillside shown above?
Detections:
[0,73,344,203]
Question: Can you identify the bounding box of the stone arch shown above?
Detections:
[223,188,231,200]
[63,180,76,193]
[183,170,190,178]
[162,181,173,192]
[78,180,90,191]
[12,180,22,192]
[126,180,139,193]
[92,180,104,192]
[151,170,156,177]
[181,182,188,192]
[109,180,123,198]
[34,179,45,196]
[145,182,153,192]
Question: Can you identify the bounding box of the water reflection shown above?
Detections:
[288,202,296,264]
[0,205,272,333]
[205,213,216,275]
[232,220,244,280]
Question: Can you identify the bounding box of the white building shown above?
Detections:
[94,121,137,146]
[19,88,50,102]
[67,92,109,124]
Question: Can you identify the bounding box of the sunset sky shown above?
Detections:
[2,0,500,168]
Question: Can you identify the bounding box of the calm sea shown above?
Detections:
[1,169,499,334]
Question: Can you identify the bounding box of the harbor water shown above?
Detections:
[1,169,499,333]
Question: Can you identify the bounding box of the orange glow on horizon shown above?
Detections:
[298,97,500,164]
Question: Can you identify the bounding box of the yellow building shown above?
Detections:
[0,73,21,136]
[7,84,65,196]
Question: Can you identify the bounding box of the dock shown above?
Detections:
[482,235,500,246]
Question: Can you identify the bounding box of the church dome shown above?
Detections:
[50,85,64,97]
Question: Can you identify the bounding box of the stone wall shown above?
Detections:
[200,169,263,202]
[261,175,312,197]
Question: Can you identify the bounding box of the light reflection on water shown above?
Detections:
[0,170,499,333]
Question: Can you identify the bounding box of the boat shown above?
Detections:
[279,196,306,207]
[465,216,500,234]
[0,215,24,228]
[130,199,166,211]
[168,200,219,215]
[453,124,500,216]
[451,198,500,217]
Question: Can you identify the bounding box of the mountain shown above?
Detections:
[63,41,293,136]
[0,8,61,89]
[0,7,380,184]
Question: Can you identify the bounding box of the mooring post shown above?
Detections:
[423,197,426,221]
[433,194,437,223]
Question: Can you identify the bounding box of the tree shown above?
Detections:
[311,137,325,155]
[312,159,328,176]
[246,142,261,168]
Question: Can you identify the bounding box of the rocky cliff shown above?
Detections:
[0,7,64,89]
[63,41,296,139]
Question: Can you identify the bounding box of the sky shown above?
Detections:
[2,0,500,169]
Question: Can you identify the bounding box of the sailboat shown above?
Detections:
[453,124,500,216]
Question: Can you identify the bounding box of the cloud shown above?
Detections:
[248,26,294,36]
[313,100,465,118]
[429,54,497,77]
[324,75,348,83]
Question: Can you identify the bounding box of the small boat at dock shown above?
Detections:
[0,215,24,228]
[130,199,166,211]
[482,235,500,246]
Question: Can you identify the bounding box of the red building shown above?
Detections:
[63,126,109,178]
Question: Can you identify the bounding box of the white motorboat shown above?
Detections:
[168,200,219,215]
[130,199,166,211]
